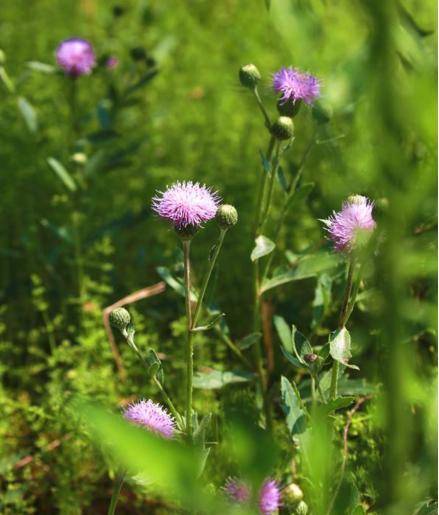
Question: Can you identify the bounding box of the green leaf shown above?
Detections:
[312,273,333,328]
[156,266,197,302]
[124,68,158,96]
[322,396,355,415]
[280,376,307,435]
[260,252,340,293]
[294,182,315,202]
[329,328,359,370]
[18,97,38,133]
[27,61,56,73]
[47,157,77,192]
[237,332,261,350]
[251,235,275,262]
[274,316,301,367]
[192,312,225,332]
[193,369,254,389]
[145,348,162,379]
[292,325,313,363]
[276,166,289,192]
[259,150,271,174]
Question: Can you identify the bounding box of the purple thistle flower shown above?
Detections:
[323,195,376,252]
[259,479,282,515]
[273,67,320,104]
[123,399,176,439]
[106,56,119,70]
[56,38,96,77]
[223,477,251,504]
[152,181,220,229]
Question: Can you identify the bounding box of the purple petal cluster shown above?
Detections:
[223,477,281,514]
[223,477,251,503]
[152,181,220,229]
[273,67,320,104]
[56,38,96,77]
[323,195,376,252]
[123,399,175,439]
[259,479,282,515]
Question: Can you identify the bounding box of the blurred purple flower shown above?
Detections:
[259,479,281,515]
[323,195,376,252]
[223,477,251,503]
[123,399,175,439]
[106,56,119,70]
[56,38,96,77]
[273,67,320,104]
[152,181,220,229]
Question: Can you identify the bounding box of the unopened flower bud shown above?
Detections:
[239,64,261,89]
[109,307,131,336]
[295,500,309,515]
[304,353,318,363]
[284,483,304,504]
[347,194,367,205]
[216,204,238,230]
[175,224,198,240]
[277,98,301,118]
[271,116,294,140]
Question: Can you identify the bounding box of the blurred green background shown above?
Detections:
[0,0,436,513]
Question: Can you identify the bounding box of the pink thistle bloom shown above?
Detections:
[123,399,175,439]
[259,479,282,515]
[273,67,320,104]
[223,477,251,504]
[56,38,96,77]
[152,181,220,229]
[323,195,376,252]
[106,56,119,70]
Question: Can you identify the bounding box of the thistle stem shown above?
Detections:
[253,86,271,129]
[192,229,227,330]
[182,240,194,440]
[330,257,356,400]
[259,142,281,230]
[254,136,275,235]
[152,376,183,428]
[107,471,125,515]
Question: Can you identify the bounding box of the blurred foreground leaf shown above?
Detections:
[17,97,38,133]
[251,235,275,262]
[47,157,76,192]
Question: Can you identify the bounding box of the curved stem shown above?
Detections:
[153,376,183,428]
[253,86,271,129]
[192,229,226,330]
[107,471,125,515]
[182,240,194,441]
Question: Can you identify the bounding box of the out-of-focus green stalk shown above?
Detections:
[107,471,125,515]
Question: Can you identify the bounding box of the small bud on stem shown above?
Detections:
[271,116,294,140]
[216,204,238,230]
[109,307,131,337]
[239,64,261,89]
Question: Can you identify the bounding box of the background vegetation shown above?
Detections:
[0,0,436,513]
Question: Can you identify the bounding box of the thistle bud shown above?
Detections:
[271,116,294,140]
[304,353,318,364]
[284,483,304,504]
[347,194,368,205]
[109,307,131,336]
[295,500,308,515]
[239,64,261,89]
[175,224,198,240]
[277,98,301,118]
[216,204,238,230]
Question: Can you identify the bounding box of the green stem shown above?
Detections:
[153,376,183,428]
[259,142,281,230]
[214,329,253,369]
[192,229,226,330]
[253,86,271,129]
[253,136,276,235]
[330,257,356,400]
[182,240,194,441]
[107,471,125,515]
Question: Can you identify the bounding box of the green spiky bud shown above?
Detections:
[216,204,238,230]
[109,307,131,336]
[295,501,309,515]
[284,483,304,504]
[175,224,198,240]
[271,116,294,140]
[239,64,261,89]
[277,98,301,118]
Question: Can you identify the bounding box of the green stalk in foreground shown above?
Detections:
[107,471,125,515]
[182,239,194,441]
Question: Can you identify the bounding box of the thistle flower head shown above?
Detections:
[223,477,251,503]
[259,479,282,515]
[106,56,119,70]
[152,181,220,230]
[323,195,376,252]
[56,38,96,77]
[273,67,320,104]
[123,399,175,439]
